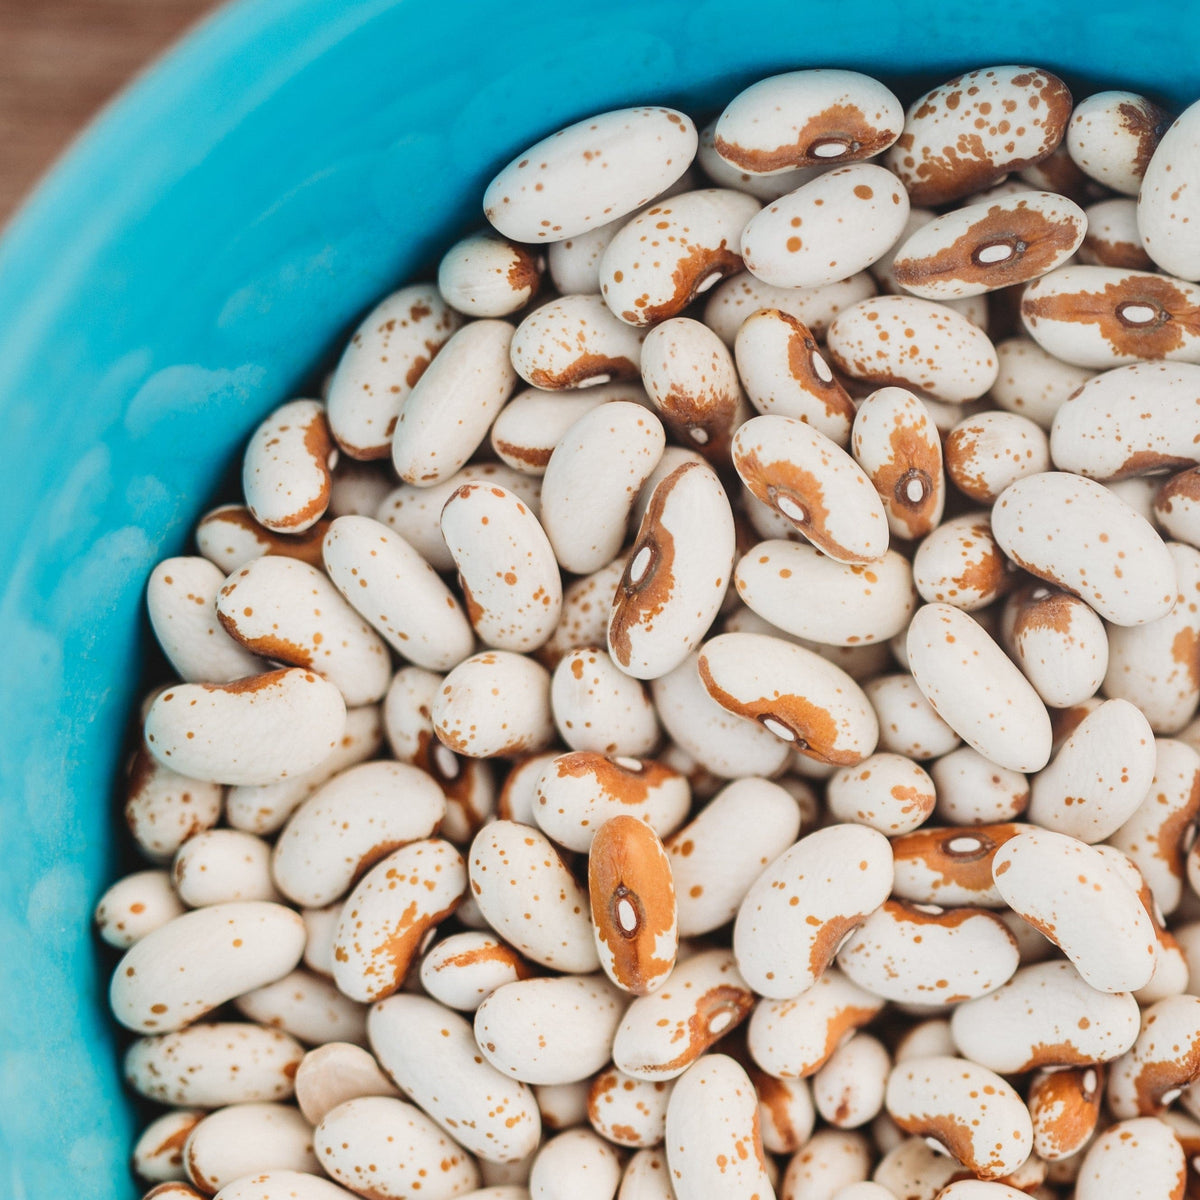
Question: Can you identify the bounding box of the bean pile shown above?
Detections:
[99,64,1200,1200]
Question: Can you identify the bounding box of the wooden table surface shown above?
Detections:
[0,0,221,225]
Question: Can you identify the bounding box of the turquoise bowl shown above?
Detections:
[0,0,1197,1193]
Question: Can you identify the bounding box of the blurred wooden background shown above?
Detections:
[0,0,220,223]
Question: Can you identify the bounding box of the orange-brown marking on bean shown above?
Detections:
[492,437,553,470]
[1118,98,1174,179]
[1012,586,1077,637]
[696,653,852,766]
[891,824,1021,895]
[609,465,690,668]
[589,816,677,995]
[269,411,333,531]
[894,200,1082,292]
[638,245,743,326]
[199,669,294,696]
[1028,1070,1101,1160]
[1157,467,1200,515]
[526,352,639,389]
[506,245,542,297]
[714,102,894,171]
[203,507,330,566]
[774,310,857,422]
[552,750,678,805]
[1022,274,1200,361]
[216,614,314,669]
[1083,231,1155,271]
[863,410,942,538]
[732,445,850,558]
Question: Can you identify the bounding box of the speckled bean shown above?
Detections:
[930,746,1028,826]
[733,308,856,444]
[327,286,462,459]
[1021,265,1200,367]
[96,869,186,948]
[484,107,697,244]
[125,1024,305,1107]
[884,1055,1032,1180]
[741,164,910,289]
[992,471,1177,626]
[438,233,541,318]
[368,994,541,1163]
[550,648,660,757]
[469,820,597,973]
[1075,1117,1187,1200]
[735,540,915,647]
[1027,1065,1103,1162]
[1026,699,1155,841]
[589,815,677,995]
[734,823,893,998]
[322,514,476,669]
[827,296,999,403]
[212,1172,357,1200]
[698,631,878,766]
[812,1034,890,1130]
[293,1042,401,1127]
[991,826,1157,992]
[912,514,1015,612]
[906,603,1051,772]
[528,1128,623,1200]
[433,651,554,759]
[885,67,1072,206]
[1067,91,1173,197]
[1106,993,1200,1118]
[173,829,277,907]
[850,385,945,541]
[534,751,690,853]
[1080,197,1155,269]
[892,191,1084,299]
[826,753,936,835]
[733,414,888,564]
[950,960,1140,1074]
[331,839,466,1003]
[272,761,445,908]
[864,673,961,761]
[1004,584,1110,709]
[540,400,665,574]
[664,1054,775,1200]
[666,776,800,934]
[183,1104,318,1196]
[216,558,390,706]
[111,901,305,1034]
[612,948,755,1081]
[747,968,885,1079]
[943,411,1050,504]
[781,1129,872,1200]
[837,900,1019,1004]
[134,1110,206,1183]
[609,461,736,680]
[378,463,540,573]
[1138,99,1200,280]
[243,400,335,533]
[511,294,646,391]
[475,975,626,1084]
[587,1065,672,1148]
[391,320,518,486]
[148,557,262,685]
[600,189,761,326]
